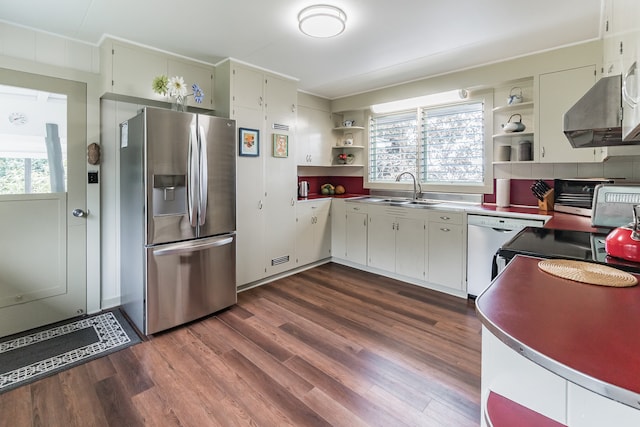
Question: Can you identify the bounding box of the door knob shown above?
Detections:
[72,208,87,217]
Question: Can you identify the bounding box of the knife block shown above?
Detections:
[538,189,555,211]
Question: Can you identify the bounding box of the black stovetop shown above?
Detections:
[498,227,640,274]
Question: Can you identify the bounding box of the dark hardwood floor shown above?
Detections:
[0,263,482,426]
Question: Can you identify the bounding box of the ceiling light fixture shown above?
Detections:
[298,4,347,38]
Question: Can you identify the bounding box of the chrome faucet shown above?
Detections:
[395,172,422,200]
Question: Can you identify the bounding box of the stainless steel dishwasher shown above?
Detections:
[467,214,545,298]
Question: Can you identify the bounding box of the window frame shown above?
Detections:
[365,90,493,194]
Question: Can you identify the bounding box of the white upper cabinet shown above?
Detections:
[167,58,213,109]
[105,41,166,100]
[538,65,599,163]
[100,39,215,110]
[232,65,265,110]
[603,0,639,77]
[297,105,334,166]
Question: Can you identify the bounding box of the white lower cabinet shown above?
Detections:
[335,203,466,296]
[331,199,347,259]
[327,201,468,297]
[427,211,466,292]
[345,204,368,265]
[367,206,425,281]
[331,199,370,266]
[295,200,331,266]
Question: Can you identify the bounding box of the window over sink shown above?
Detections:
[367,92,493,193]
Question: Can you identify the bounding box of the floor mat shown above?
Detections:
[0,310,141,393]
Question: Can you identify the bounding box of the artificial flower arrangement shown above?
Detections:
[152,75,204,108]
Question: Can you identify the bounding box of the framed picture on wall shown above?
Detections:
[239,128,259,157]
[272,134,288,158]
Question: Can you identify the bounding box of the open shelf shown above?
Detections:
[492,101,534,113]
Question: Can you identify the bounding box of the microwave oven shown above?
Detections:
[553,178,616,217]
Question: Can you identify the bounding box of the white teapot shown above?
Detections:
[502,114,526,133]
[507,87,523,105]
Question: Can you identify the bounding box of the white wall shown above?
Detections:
[0,22,102,313]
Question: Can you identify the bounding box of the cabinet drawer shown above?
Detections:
[428,211,463,225]
[346,204,367,214]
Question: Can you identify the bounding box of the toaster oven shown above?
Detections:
[591,183,640,228]
[553,178,615,217]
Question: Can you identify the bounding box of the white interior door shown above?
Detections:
[0,69,87,338]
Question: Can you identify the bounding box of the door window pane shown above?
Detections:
[0,84,67,194]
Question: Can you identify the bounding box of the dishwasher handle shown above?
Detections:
[491,227,517,233]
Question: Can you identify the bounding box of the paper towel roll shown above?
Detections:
[496,179,511,207]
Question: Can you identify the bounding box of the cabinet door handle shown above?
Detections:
[440,227,451,232]
[541,146,546,157]
[258,200,263,210]
[364,218,367,227]
[291,198,295,206]
[396,223,400,231]
[440,216,450,220]
[259,96,263,106]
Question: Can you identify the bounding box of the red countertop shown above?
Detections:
[476,255,640,409]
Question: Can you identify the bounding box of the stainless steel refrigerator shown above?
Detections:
[120,107,236,335]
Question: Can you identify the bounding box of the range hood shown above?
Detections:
[563,74,639,148]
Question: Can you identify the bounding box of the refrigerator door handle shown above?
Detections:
[198,125,208,226]
[153,234,235,256]
[187,124,199,228]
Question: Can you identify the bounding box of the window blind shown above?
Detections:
[368,111,418,182]
[421,102,484,183]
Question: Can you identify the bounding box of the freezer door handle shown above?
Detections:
[153,235,235,256]
[187,124,199,228]
[198,125,208,226]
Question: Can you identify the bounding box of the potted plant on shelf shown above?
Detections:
[337,153,355,164]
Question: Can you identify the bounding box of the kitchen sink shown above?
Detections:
[391,200,441,208]
[351,197,441,208]
[407,200,441,206]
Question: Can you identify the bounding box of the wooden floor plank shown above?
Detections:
[31,375,73,427]
[93,375,144,427]
[130,388,184,427]
[202,313,315,398]
[284,355,409,427]
[0,385,32,427]
[180,320,302,427]
[0,263,481,426]
[58,364,110,427]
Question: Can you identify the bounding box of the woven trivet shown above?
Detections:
[538,259,638,287]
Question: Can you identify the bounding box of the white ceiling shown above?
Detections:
[0,0,604,99]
